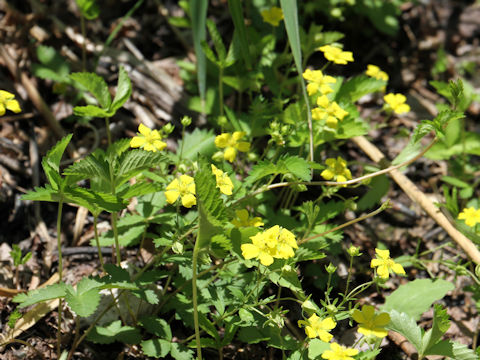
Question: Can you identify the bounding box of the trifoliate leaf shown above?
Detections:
[63,149,110,182]
[64,187,125,215]
[70,72,111,109]
[13,283,67,308]
[387,310,422,352]
[110,66,132,114]
[87,320,142,344]
[65,278,101,317]
[116,150,167,186]
[383,279,454,320]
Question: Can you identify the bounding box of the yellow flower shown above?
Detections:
[261,7,284,27]
[383,93,410,114]
[321,157,352,184]
[371,248,405,279]
[214,132,250,163]
[130,124,167,152]
[312,95,349,129]
[458,207,480,227]
[211,164,234,195]
[352,305,390,338]
[0,90,21,116]
[298,314,336,341]
[302,69,337,96]
[322,342,359,360]
[231,209,264,228]
[165,175,196,208]
[241,225,297,266]
[366,64,389,81]
[318,45,354,65]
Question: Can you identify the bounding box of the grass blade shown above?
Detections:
[190,0,208,113]
[227,0,251,70]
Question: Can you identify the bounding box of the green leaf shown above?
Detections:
[189,0,208,107]
[87,320,142,344]
[412,121,436,144]
[65,278,101,317]
[141,338,171,357]
[426,131,480,160]
[421,304,450,355]
[70,72,111,109]
[206,19,227,64]
[281,156,311,181]
[139,316,172,339]
[175,128,216,161]
[383,279,454,320]
[170,342,194,360]
[42,134,73,188]
[75,0,100,19]
[32,46,70,83]
[72,105,111,118]
[357,175,389,211]
[227,0,251,69]
[195,158,228,249]
[117,181,162,200]
[268,265,303,294]
[116,150,167,186]
[245,160,278,184]
[387,310,422,352]
[336,75,387,103]
[425,340,478,360]
[63,187,125,215]
[13,283,67,308]
[21,185,61,203]
[308,339,330,359]
[110,66,132,114]
[63,150,110,182]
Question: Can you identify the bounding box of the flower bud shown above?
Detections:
[325,263,337,274]
[163,123,174,134]
[181,116,192,127]
[172,241,184,254]
[218,115,228,127]
[347,245,361,257]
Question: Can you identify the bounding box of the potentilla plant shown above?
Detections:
[6,1,479,360]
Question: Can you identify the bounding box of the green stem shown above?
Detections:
[218,66,224,117]
[105,117,112,146]
[192,237,202,360]
[111,212,121,266]
[344,255,354,295]
[56,199,64,359]
[93,215,105,272]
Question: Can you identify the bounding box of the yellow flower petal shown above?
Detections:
[138,123,151,136]
[165,189,179,204]
[5,99,21,113]
[130,136,146,148]
[181,193,196,208]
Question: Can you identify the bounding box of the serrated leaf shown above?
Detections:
[387,310,422,352]
[116,150,166,186]
[206,19,227,64]
[412,121,436,143]
[13,283,67,308]
[117,181,162,200]
[42,134,73,188]
[195,158,228,249]
[21,185,61,202]
[63,150,110,181]
[87,320,142,344]
[201,40,219,65]
[65,278,101,317]
[139,316,172,339]
[170,342,194,360]
[132,289,159,305]
[281,156,311,181]
[425,340,478,360]
[110,66,132,114]
[141,338,171,357]
[63,187,125,215]
[245,160,277,184]
[70,72,111,109]
[383,279,454,320]
[421,304,450,355]
[336,75,387,102]
[72,105,111,118]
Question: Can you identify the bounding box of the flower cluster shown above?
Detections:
[384,93,410,114]
[165,175,196,208]
[241,225,298,266]
[302,69,337,96]
[319,45,354,65]
[458,207,480,227]
[211,164,234,195]
[260,6,284,27]
[371,248,405,279]
[215,132,250,163]
[0,90,21,116]
[352,305,390,338]
[130,124,167,152]
[298,314,336,341]
[232,209,264,228]
[321,156,352,184]
[365,64,389,82]
[321,342,358,360]
[312,95,349,129]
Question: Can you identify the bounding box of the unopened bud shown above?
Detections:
[325,263,337,274]
[181,116,192,127]
[163,123,174,134]
[347,245,361,257]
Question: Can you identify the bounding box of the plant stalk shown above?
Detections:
[56,199,64,359]
[192,236,202,360]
